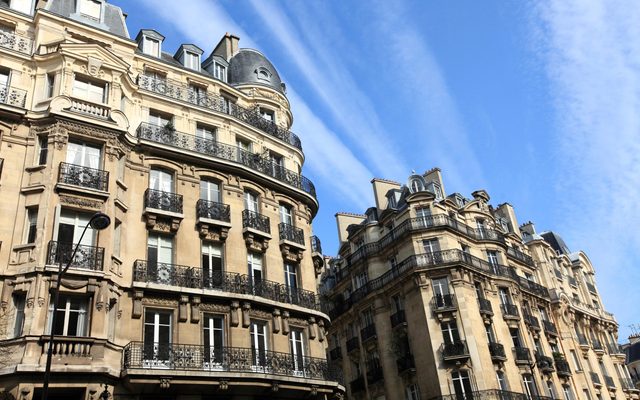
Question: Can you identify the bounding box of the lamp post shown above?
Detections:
[41,212,111,400]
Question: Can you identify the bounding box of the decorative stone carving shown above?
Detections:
[142,297,178,307]
[242,302,251,327]
[244,233,269,252]
[197,223,229,242]
[144,214,181,233]
[271,382,279,392]
[132,291,144,319]
[230,301,240,327]
[272,309,281,333]
[308,317,317,340]
[282,311,290,335]
[280,244,303,263]
[159,378,171,389]
[218,380,229,391]
[318,320,326,342]
[59,195,103,210]
[179,295,189,322]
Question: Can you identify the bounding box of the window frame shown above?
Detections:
[24,206,38,244]
[72,75,107,104]
[47,294,90,337]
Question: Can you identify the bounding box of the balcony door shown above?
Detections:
[57,210,95,247]
[250,321,268,370]
[244,191,259,213]
[441,321,460,345]
[200,180,220,203]
[416,207,431,227]
[452,370,474,400]
[279,204,293,225]
[203,314,224,370]
[432,277,450,308]
[284,263,298,303]
[66,142,101,169]
[150,169,174,193]
[202,242,222,288]
[248,252,263,295]
[147,234,173,285]
[290,329,305,375]
[143,310,172,368]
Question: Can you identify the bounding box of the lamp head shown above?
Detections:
[100,384,110,400]
[89,213,111,231]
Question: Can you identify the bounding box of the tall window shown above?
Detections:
[270,151,284,176]
[546,381,556,399]
[391,295,404,314]
[38,136,48,165]
[522,373,538,399]
[57,210,96,247]
[487,250,499,270]
[441,321,460,345]
[496,371,508,391]
[422,238,440,254]
[248,252,263,294]
[260,108,275,122]
[203,314,224,369]
[361,308,374,328]
[510,328,523,347]
[284,263,298,302]
[149,168,174,193]
[452,370,473,399]
[290,328,305,373]
[72,76,106,103]
[112,220,122,258]
[148,110,171,127]
[66,141,101,169]
[236,137,252,153]
[405,384,420,400]
[244,190,259,213]
[250,320,268,368]
[200,180,221,203]
[214,63,226,81]
[45,72,55,98]
[279,203,293,225]
[202,242,223,288]
[416,207,431,226]
[12,293,25,338]
[562,385,574,400]
[48,295,88,336]
[196,124,216,143]
[432,277,450,308]
[147,234,173,284]
[24,207,38,244]
[143,310,172,366]
[498,287,512,305]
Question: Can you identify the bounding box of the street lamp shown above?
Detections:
[41,212,111,400]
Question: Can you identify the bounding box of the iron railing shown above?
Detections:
[58,162,109,191]
[0,83,27,107]
[279,223,304,245]
[0,30,32,54]
[427,389,553,400]
[488,342,506,360]
[196,199,230,222]
[310,235,322,254]
[555,359,571,377]
[390,310,406,328]
[137,122,315,198]
[513,346,531,363]
[122,342,341,383]
[442,341,469,360]
[396,354,415,373]
[592,339,604,351]
[46,241,104,271]
[133,260,320,310]
[501,303,520,319]
[590,372,602,386]
[523,313,541,330]
[144,188,183,213]
[432,294,457,311]
[535,353,555,372]
[506,246,534,266]
[242,209,271,234]
[360,324,376,343]
[543,320,558,336]
[138,74,303,150]
[346,337,359,353]
[518,277,550,298]
[478,298,493,315]
[607,343,623,355]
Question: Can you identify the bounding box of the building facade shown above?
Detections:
[321,169,638,400]
[0,0,342,399]
[623,333,640,390]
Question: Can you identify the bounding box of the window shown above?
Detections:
[582,389,592,400]
[405,384,420,400]
[78,0,101,20]
[9,0,34,15]
[432,277,451,308]
[391,295,404,313]
[148,110,171,127]
[143,310,172,366]
[203,314,224,369]
[441,321,460,345]
[48,295,88,336]
[452,370,473,399]
[354,271,367,289]
[522,373,538,398]
[474,282,484,299]
[66,141,101,169]
[290,328,305,373]
[497,371,508,391]
[260,108,275,122]
[244,190,259,213]
[149,168,174,193]
[510,328,522,347]
[72,76,106,103]
[562,385,573,400]
[188,84,207,105]
[485,324,496,343]
[256,67,271,82]
[196,124,216,143]
[38,136,48,165]
[422,238,440,254]
[279,203,293,225]
[202,242,223,288]
[410,178,424,193]
[539,307,549,322]
[250,320,268,368]
[143,36,160,57]
[284,263,298,302]
[546,380,556,399]
[184,51,200,70]
[214,62,226,81]
[24,207,38,244]
[0,69,9,90]
[270,151,284,177]
[248,252,263,286]
[117,156,125,182]
[113,220,121,258]
[12,293,25,337]
[498,287,512,305]
[147,234,173,284]
[236,137,252,153]
[57,210,96,247]
[361,308,374,328]
[45,72,55,98]
[476,219,487,238]
[199,180,221,204]
[487,250,499,269]
[416,207,431,226]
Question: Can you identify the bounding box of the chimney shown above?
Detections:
[213,33,240,61]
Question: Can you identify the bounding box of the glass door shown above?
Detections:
[203,315,224,370]
[284,263,298,304]
[248,252,263,296]
[452,370,474,400]
[202,242,222,288]
[250,321,268,371]
[432,277,450,308]
[290,329,305,375]
[147,234,173,285]
[143,310,172,368]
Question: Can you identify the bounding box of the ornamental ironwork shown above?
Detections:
[138,74,303,150]
[441,341,469,360]
[0,30,32,54]
[278,223,304,245]
[46,241,104,271]
[432,294,456,311]
[196,199,230,222]
[122,342,342,384]
[478,298,493,315]
[542,320,558,336]
[137,122,315,199]
[133,260,320,310]
[501,303,520,319]
[242,209,271,234]
[427,389,553,400]
[144,188,183,213]
[0,84,27,107]
[488,342,506,360]
[58,162,109,191]
[513,346,531,363]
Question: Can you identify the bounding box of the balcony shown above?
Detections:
[137,122,316,199]
[607,343,623,355]
[133,260,320,310]
[590,372,602,387]
[592,339,604,353]
[346,337,359,353]
[568,275,577,286]
[138,75,303,150]
[122,342,339,383]
[360,324,376,344]
[329,347,342,361]
[58,162,109,192]
[0,30,32,54]
[144,188,183,214]
[196,199,230,222]
[500,304,520,320]
[431,294,457,313]
[513,346,531,365]
[350,376,365,393]
[518,277,550,299]
[46,241,104,271]
[535,353,555,373]
[279,223,304,247]
[506,246,534,266]
[429,390,553,400]
[577,333,589,348]
[488,342,507,361]
[523,314,541,331]
[68,97,110,119]
[478,298,493,316]
[604,375,615,388]
[472,227,505,243]
[241,210,270,235]
[442,341,469,362]
[310,235,322,254]
[555,359,571,378]
[390,310,407,328]
[366,365,383,384]
[396,354,415,374]
[0,83,27,108]
[543,320,558,336]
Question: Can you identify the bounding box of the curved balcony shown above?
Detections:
[279,223,304,246]
[122,342,340,383]
[138,75,302,150]
[137,123,316,199]
[133,260,320,310]
[555,359,571,378]
[46,241,104,271]
[58,162,109,192]
[524,313,541,331]
[0,83,27,108]
[196,199,230,222]
[543,320,558,336]
[431,294,457,313]
[144,188,183,214]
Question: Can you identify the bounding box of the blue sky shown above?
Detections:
[112,0,640,340]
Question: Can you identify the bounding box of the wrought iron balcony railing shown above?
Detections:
[329,347,342,361]
[506,246,534,266]
[555,359,571,377]
[390,310,406,328]
[513,346,531,363]
[242,209,271,234]
[501,303,520,319]
[543,320,558,336]
[590,371,602,386]
[478,298,493,315]
[524,313,541,330]
[137,122,315,198]
[577,333,589,346]
[488,342,507,360]
[360,324,376,343]
[46,241,104,271]
[607,343,623,355]
[58,162,109,191]
[196,199,230,222]
[432,293,457,311]
[138,74,303,150]
[518,277,550,298]
[535,353,555,372]
[592,339,604,351]
[133,260,320,310]
[0,83,27,107]
[144,188,183,213]
[0,30,32,54]
[122,341,341,383]
[310,235,322,254]
[350,376,365,393]
[279,223,304,245]
[442,341,469,360]
[396,354,415,373]
[346,337,359,353]
[427,389,553,400]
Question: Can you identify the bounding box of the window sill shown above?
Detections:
[25,165,46,173]
[116,178,127,190]
[12,243,35,251]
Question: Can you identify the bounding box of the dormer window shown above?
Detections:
[260,108,275,122]
[256,67,272,82]
[214,63,226,81]
[143,37,160,57]
[184,51,200,71]
[79,0,101,21]
[7,0,35,15]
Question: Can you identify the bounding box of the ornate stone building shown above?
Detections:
[321,169,638,400]
[0,0,342,399]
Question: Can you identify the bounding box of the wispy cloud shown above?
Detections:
[532,0,640,337]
